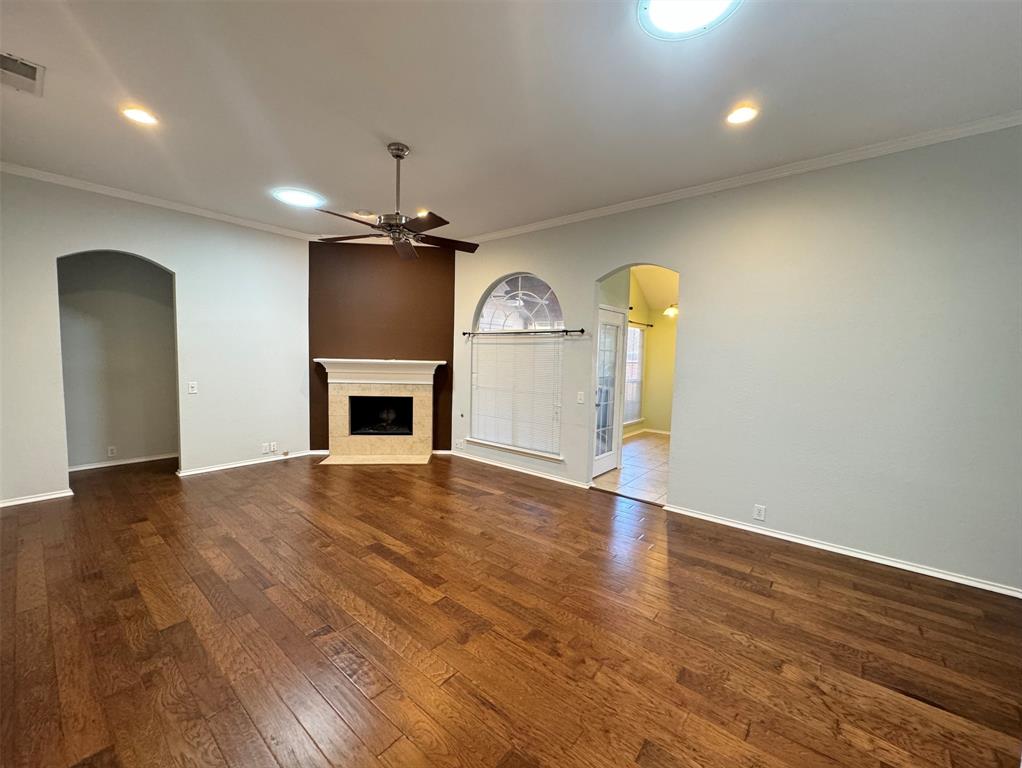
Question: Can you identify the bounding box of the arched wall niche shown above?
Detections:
[56,249,181,470]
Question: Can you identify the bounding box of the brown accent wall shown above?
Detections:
[309,242,455,450]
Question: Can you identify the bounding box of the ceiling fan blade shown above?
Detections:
[393,240,419,260]
[416,234,479,253]
[318,234,385,243]
[403,211,450,233]
[317,209,378,228]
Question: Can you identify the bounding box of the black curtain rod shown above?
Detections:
[629,320,654,328]
[462,328,585,337]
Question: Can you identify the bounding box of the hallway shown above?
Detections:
[592,431,669,505]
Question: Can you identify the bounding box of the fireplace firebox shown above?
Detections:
[349,396,413,436]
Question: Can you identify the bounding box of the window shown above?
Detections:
[476,273,564,331]
[471,274,564,457]
[624,325,644,423]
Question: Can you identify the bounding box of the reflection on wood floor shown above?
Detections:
[2,454,1020,767]
[592,431,669,504]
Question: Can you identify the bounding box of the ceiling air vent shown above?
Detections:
[1,52,45,96]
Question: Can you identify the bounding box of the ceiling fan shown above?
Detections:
[317,142,479,259]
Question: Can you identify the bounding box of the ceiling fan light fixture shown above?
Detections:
[271,187,326,208]
[637,0,743,41]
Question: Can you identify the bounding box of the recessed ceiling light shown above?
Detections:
[121,106,158,125]
[416,209,429,218]
[271,187,326,208]
[726,104,759,125]
[637,0,742,41]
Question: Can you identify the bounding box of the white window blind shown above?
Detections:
[624,325,644,423]
[471,273,565,456]
[471,335,562,455]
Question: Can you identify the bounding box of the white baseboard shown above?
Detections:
[627,428,670,436]
[451,450,591,489]
[664,504,1022,600]
[432,449,453,455]
[0,488,74,508]
[176,450,314,478]
[69,452,179,472]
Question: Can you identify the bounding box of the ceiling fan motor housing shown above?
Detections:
[378,212,411,228]
[387,142,410,159]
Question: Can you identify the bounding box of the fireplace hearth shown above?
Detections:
[349,396,413,436]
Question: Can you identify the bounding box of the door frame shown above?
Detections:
[591,304,627,479]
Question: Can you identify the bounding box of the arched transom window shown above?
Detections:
[476,273,564,332]
[470,273,564,457]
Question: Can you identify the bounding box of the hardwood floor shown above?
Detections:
[2,455,1020,768]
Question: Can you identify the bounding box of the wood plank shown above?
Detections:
[1,455,1015,768]
[140,656,228,768]
[206,698,280,768]
[13,605,65,767]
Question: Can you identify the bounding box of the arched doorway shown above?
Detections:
[57,250,180,472]
[592,263,679,505]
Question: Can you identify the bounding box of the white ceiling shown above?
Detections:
[2,1,1020,240]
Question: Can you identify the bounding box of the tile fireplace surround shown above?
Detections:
[314,358,446,464]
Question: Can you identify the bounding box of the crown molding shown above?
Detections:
[5,111,1020,246]
[471,111,1022,243]
[0,162,318,241]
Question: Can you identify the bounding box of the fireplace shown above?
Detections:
[349,396,413,436]
[313,358,445,465]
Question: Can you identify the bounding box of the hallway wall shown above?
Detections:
[641,314,676,434]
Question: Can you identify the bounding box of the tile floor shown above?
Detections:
[592,431,669,505]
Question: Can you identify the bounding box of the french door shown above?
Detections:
[593,307,626,477]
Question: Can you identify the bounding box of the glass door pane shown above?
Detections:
[596,322,618,457]
[593,306,626,479]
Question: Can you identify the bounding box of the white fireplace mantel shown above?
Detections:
[314,358,446,385]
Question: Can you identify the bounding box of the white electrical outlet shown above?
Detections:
[455,439,465,449]
[107,446,117,458]
[187,381,199,394]
[753,504,766,522]
[261,443,270,454]
[576,391,585,404]
[269,441,278,452]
